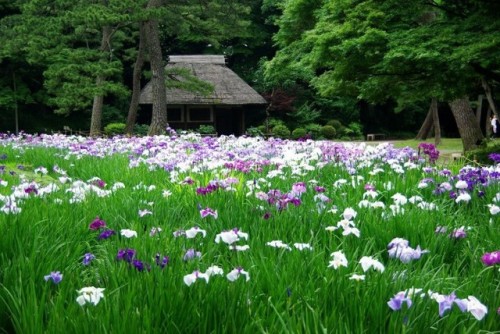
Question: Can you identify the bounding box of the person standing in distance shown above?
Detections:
[491,114,500,138]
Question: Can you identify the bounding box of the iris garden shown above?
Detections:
[0,132,499,333]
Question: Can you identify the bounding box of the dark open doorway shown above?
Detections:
[215,108,241,135]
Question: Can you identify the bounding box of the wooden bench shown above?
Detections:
[451,153,464,161]
[366,133,386,141]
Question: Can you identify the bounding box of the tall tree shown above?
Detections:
[143,0,168,135]
[125,22,146,134]
[89,24,113,136]
[266,0,500,150]
[143,0,255,135]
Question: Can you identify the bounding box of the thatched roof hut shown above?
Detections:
[139,55,267,135]
[140,55,266,105]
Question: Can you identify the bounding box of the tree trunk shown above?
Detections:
[431,98,441,145]
[90,76,105,136]
[125,22,146,135]
[482,77,498,116]
[476,94,483,125]
[265,88,274,135]
[89,24,112,137]
[485,106,492,137]
[145,0,168,135]
[416,98,436,140]
[449,97,484,152]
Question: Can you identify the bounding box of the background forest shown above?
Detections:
[0,0,499,148]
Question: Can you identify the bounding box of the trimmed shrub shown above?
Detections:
[321,125,337,139]
[133,124,149,136]
[104,123,126,136]
[465,142,500,165]
[257,125,267,135]
[292,128,307,140]
[267,118,286,129]
[246,127,264,137]
[305,123,322,139]
[272,124,291,139]
[326,119,343,129]
[344,122,364,139]
[197,124,216,134]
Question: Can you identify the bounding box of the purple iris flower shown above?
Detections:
[92,179,106,188]
[388,292,412,311]
[364,183,375,191]
[481,251,500,266]
[24,185,38,195]
[98,229,115,240]
[89,217,106,230]
[436,292,468,317]
[489,153,500,164]
[132,259,149,272]
[44,271,63,284]
[314,186,326,193]
[82,253,95,265]
[155,253,169,269]
[200,207,218,219]
[183,249,202,261]
[117,248,136,263]
[418,143,440,164]
[450,227,466,239]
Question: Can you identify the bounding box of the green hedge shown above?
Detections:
[104,123,126,136]
[291,128,307,140]
[465,142,500,165]
[321,125,336,139]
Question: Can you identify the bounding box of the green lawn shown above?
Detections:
[365,137,464,165]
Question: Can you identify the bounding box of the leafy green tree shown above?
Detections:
[266,0,500,150]
[144,0,256,135]
[10,0,137,135]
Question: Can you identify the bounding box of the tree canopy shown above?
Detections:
[264,0,500,149]
[0,0,499,147]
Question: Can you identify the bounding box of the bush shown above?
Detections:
[465,142,500,165]
[326,119,343,129]
[344,122,364,139]
[104,123,126,136]
[257,125,267,135]
[134,124,149,136]
[291,128,307,140]
[246,127,263,137]
[197,124,216,135]
[272,124,291,139]
[267,118,286,129]
[321,125,337,139]
[305,123,322,139]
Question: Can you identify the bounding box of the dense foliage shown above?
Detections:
[1,0,499,143]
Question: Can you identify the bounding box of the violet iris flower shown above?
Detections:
[98,229,115,240]
[183,249,202,261]
[434,292,468,317]
[481,251,500,266]
[132,259,149,272]
[44,271,63,284]
[117,248,136,263]
[82,253,95,265]
[200,207,218,219]
[388,291,412,311]
[155,254,169,269]
[89,217,106,230]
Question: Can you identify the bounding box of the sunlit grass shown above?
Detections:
[0,135,498,333]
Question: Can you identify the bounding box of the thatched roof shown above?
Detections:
[139,55,267,105]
